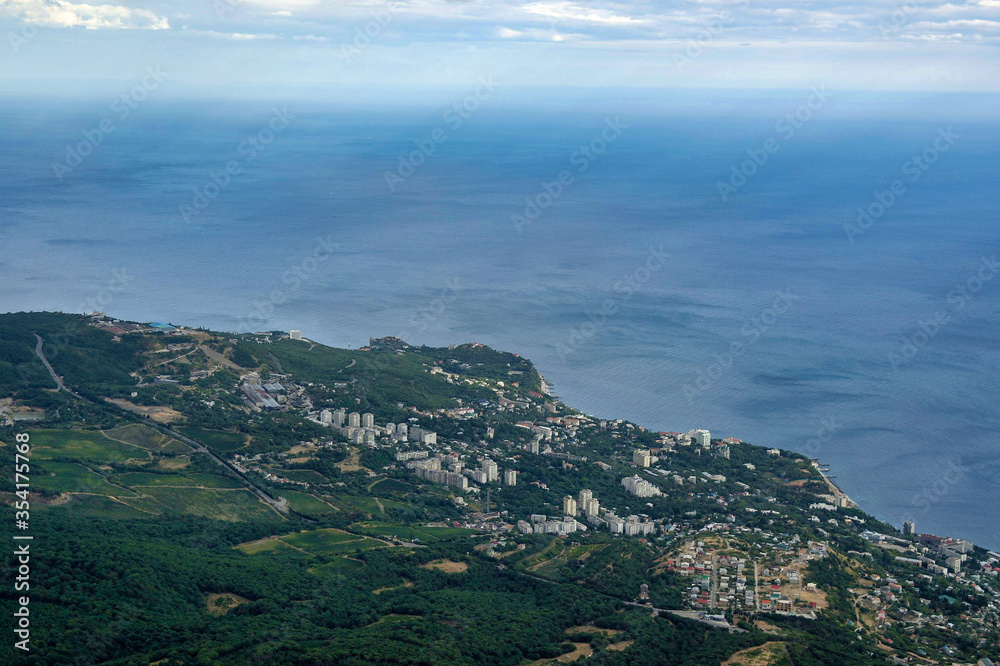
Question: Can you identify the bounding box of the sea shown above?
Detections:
[1,88,998,550]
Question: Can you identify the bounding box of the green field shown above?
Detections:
[118,472,243,489]
[280,490,338,514]
[34,461,136,496]
[34,494,148,519]
[102,424,191,453]
[30,429,150,464]
[137,487,282,522]
[176,427,248,452]
[353,523,477,543]
[236,538,300,556]
[236,528,389,557]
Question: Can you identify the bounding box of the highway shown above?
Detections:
[33,334,290,517]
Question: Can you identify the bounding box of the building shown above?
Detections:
[585,498,600,517]
[320,409,332,425]
[362,413,374,428]
[578,489,593,508]
[333,409,346,427]
[622,475,662,498]
[632,449,652,467]
[481,458,499,482]
[689,429,711,448]
[504,469,518,486]
[563,496,578,517]
[903,521,916,535]
[348,412,361,428]
[289,329,302,340]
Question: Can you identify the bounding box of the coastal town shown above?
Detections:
[5,313,998,665]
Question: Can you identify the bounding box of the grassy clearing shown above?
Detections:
[34,494,148,519]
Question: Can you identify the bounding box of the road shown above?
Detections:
[35,334,68,392]
[154,424,289,515]
[33,334,290,517]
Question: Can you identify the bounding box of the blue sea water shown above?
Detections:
[1,90,998,549]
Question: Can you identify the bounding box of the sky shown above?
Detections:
[0,0,999,96]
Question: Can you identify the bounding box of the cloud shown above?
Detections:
[187,29,278,40]
[521,1,649,26]
[1,0,169,29]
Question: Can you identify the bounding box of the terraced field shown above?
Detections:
[353,522,477,542]
[136,487,282,521]
[30,429,150,464]
[236,528,392,557]
[280,490,338,514]
[102,424,191,453]
[34,461,135,496]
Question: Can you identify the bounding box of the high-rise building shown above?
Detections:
[504,469,518,486]
[578,489,593,508]
[527,439,540,454]
[289,329,302,340]
[333,409,346,427]
[622,475,662,498]
[320,409,332,424]
[362,412,374,428]
[690,429,711,448]
[585,498,600,517]
[348,412,361,428]
[632,449,652,467]
[562,496,578,516]
[902,521,916,535]
[482,458,499,482]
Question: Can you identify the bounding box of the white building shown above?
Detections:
[348,412,361,428]
[481,458,499,482]
[289,329,302,340]
[504,469,518,486]
[362,413,374,428]
[578,489,593,508]
[632,449,652,467]
[563,496,578,517]
[320,409,332,425]
[622,475,662,498]
[585,498,600,517]
[689,429,711,448]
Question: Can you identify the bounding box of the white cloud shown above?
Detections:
[522,1,649,25]
[188,29,278,40]
[1,0,169,29]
